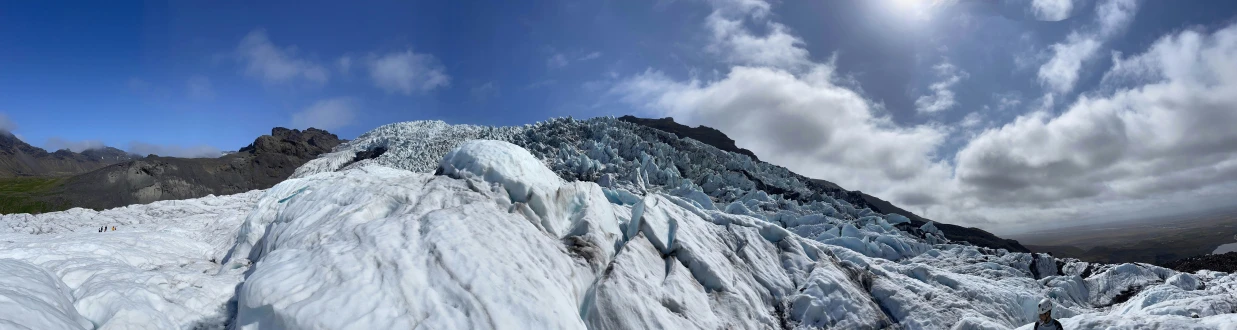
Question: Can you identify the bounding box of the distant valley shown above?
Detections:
[1011,209,1237,266]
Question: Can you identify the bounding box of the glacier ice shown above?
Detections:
[1,119,1236,329]
[1,191,261,329]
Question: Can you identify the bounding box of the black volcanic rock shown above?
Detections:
[618,116,1030,253]
[617,116,761,161]
[1163,252,1237,273]
[35,128,343,212]
[0,133,137,177]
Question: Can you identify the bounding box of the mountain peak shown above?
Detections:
[0,133,136,178]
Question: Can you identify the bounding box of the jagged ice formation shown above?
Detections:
[2,117,1236,329]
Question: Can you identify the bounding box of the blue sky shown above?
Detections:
[3,0,1237,232]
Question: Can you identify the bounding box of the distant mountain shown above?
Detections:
[47,127,343,211]
[618,116,1029,253]
[1,128,342,213]
[0,133,137,177]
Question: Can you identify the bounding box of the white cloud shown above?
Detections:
[187,76,215,101]
[615,64,951,206]
[1097,0,1138,38]
[1036,0,1139,94]
[959,112,983,128]
[0,113,15,133]
[1030,0,1073,21]
[955,23,1237,230]
[1038,34,1102,93]
[996,93,1023,111]
[547,53,569,69]
[612,0,1237,233]
[915,61,966,113]
[235,29,329,85]
[366,50,450,95]
[291,98,357,131]
[704,10,810,70]
[44,137,106,152]
[127,142,222,158]
[613,0,951,208]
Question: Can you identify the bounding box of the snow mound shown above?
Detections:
[0,259,92,330]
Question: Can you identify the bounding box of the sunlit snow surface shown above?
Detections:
[3,118,1236,329]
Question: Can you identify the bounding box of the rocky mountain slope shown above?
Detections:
[616,115,761,161]
[1166,252,1237,273]
[0,132,137,178]
[43,127,342,211]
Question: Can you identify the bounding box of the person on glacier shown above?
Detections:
[1034,298,1064,330]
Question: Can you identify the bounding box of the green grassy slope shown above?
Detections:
[0,176,69,214]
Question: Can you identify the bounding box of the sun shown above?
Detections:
[884,0,936,22]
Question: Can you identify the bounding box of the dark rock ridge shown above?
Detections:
[1163,252,1237,273]
[44,128,342,211]
[617,116,761,161]
[0,132,138,177]
[617,116,1029,253]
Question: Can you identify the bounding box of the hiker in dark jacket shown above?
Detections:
[1035,298,1064,330]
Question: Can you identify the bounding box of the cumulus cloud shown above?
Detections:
[366,50,450,95]
[128,142,222,158]
[1096,0,1138,38]
[1037,0,1138,94]
[612,0,1237,232]
[915,61,967,113]
[291,98,357,131]
[235,29,329,85]
[955,23,1237,228]
[615,66,953,206]
[1038,34,1102,94]
[1030,0,1073,21]
[187,76,215,101]
[704,0,809,70]
[614,0,952,205]
[44,137,106,152]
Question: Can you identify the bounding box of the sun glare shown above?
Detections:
[886,0,934,21]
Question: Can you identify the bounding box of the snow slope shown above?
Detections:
[2,118,1236,329]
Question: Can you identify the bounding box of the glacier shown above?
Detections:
[1,117,1236,329]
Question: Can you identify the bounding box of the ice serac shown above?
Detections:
[4,119,1237,329]
[229,140,898,329]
